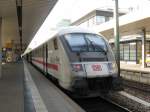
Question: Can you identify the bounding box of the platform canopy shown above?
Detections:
[0,0,57,48]
[93,9,150,39]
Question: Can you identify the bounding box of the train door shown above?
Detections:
[29,52,32,63]
[46,44,48,74]
[43,44,48,75]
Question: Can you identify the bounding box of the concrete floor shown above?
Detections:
[24,61,84,112]
[0,62,84,112]
[0,62,24,112]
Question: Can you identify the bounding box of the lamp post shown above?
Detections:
[114,0,120,76]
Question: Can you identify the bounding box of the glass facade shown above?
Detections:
[96,16,105,25]
[146,41,150,53]
[129,42,136,61]
[110,40,144,63]
[79,15,113,27]
[123,43,130,61]
[137,41,142,63]
[120,44,124,60]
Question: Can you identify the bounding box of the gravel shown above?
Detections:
[106,91,150,112]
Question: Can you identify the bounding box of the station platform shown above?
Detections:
[121,63,150,73]
[120,63,150,85]
[0,62,24,112]
[0,61,85,112]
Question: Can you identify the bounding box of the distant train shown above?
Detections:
[26,27,118,96]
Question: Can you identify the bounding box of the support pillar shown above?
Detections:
[114,0,120,76]
[141,28,146,68]
[0,18,2,78]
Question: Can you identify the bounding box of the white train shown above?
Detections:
[27,27,118,96]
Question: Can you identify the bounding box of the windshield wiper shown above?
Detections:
[85,38,107,54]
[76,45,88,62]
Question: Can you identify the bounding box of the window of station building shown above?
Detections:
[110,41,137,62]
[96,16,105,25]
[53,38,58,50]
[137,41,142,63]
[120,44,124,60]
[123,43,130,61]
[129,42,136,61]
[146,41,150,53]
[105,16,113,22]
[105,17,109,22]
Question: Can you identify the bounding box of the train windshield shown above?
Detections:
[64,33,107,52]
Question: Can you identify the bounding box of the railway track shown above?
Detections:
[122,79,150,93]
[45,74,132,112]
[72,96,131,112]
[121,79,150,104]
[101,96,132,112]
[33,64,132,112]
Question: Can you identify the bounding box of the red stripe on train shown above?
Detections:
[47,63,58,71]
[32,59,43,64]
[32,59,58,71]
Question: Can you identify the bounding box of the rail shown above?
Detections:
[101,96,132,112]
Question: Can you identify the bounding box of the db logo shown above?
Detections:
[92,64,102,71]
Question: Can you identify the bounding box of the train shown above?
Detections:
[25,26,119,96]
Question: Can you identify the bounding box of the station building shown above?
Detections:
[71,8,126,28]
[71,8,150,85]
[71,8,150,67]
[109,35,150,65]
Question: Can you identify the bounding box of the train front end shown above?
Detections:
[62,30,118,96]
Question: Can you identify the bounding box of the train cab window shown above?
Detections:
[53,38,58,50]
[65,33,87,52]
[85,34,107,52]
[64,33,107,52]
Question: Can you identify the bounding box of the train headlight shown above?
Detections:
[71,64,83,72]
[112,62,118,73]
[108,62,118,74]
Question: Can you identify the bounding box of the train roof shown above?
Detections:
[22,26,104,56]
[56,26,99,36]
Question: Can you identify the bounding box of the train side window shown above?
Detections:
[53,38,58,50]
